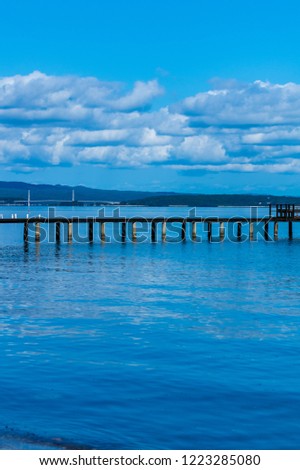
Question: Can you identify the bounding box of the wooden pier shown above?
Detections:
[0,204,300,243]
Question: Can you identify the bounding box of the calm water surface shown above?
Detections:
[0,206,300,449]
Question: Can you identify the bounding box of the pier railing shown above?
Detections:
[268,204,300,219]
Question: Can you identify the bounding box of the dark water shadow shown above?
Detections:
[0,427,124,450]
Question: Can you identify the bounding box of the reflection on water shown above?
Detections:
[0,208,300,449]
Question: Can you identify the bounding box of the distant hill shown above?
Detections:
[122,193,300,207]
[0,181,175,204]
[0,181,299,207]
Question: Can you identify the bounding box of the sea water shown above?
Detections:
[0,206,300,449]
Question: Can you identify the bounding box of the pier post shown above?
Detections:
[132,222,137,242]
[162,220,167,242]
[88,220,93,242]
[24,222,29,243]
[121,222,126,242]
[56,222,61,243]
[151,221,157,242]
[100,222,105,242]
[237,222,242,241]
[35,222,40,242]
[264,221,269,241]
[68,223,73,242]
[181,220,186,241]
[192,222,197,241]
[274,222,278,240]
[249,222,254,241]
[207,222,212,242]
[289,221,293,240]
[220,222,225,241]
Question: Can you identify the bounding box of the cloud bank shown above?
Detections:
[1,72,300,174]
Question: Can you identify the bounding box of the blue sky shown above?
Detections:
[1,0,300,193]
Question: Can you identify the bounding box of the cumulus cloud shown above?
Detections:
[171,136,227,164]
[108,80,164,112]
[176,80,300,127]
[2,72,300,174]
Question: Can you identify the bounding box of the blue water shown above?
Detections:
[0,206,300,449]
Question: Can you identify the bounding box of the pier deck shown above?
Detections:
[0,204,299,243]
[0,216,300,224]
[0,215,300,244]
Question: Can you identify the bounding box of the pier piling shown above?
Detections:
[192,222,197,241]
[151,221,157,243]
[264,221,269,241]
[162,221,167,242]
[68,223,73,242]
[249,222,254,241]
[220,222,225,241]
[289,221,293,240]
[88,220,94,242]
[132,222,137,242]
[207,222,212,242]
[100,222,105,242]
[24,222,29,242]
[274,222,278,240]
[56,222,61,243]
[181,220,186,241]
[121,222,126,242]
[35,222,40,242]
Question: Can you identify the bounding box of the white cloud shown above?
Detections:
[77,145,171,167]
[1,73,300,174]
[108,80,164,111]
[242,127,300,145]
[176,80,300,126]
[172,136,227,163]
